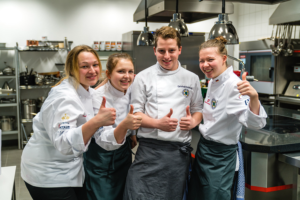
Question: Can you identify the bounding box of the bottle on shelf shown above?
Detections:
[64,37,69,51]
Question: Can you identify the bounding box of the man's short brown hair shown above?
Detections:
[154,26,181,49]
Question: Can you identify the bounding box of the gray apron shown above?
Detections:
[188,137,238,200]
[123,138,193,200]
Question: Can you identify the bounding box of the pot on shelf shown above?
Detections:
[0,116,15,131]
[22,99,36,119]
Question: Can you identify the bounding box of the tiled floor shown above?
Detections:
[2,145,33,200]
[1,143,139,200]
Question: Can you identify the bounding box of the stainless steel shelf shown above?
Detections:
[2,130,18,135]
[18,50,59,52]
[0,103,17,107]
[0,76,15,79]
[0,93,16,97]
[0,47,16,50]
[20,85,52,89]
[22,119,33,123]
[277,96,300,105]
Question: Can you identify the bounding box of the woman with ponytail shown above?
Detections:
[188,37,267,200]
[21,45,122,200]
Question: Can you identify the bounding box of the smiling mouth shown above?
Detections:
[163,60,171,64]
[204,69,212,73]
[120,80,130,85]
[87,75,97,80]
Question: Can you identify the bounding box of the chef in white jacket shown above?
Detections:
[21,45,123,200]
[123,26,203,200]
[188,37,267,200]
[84,53,142,200]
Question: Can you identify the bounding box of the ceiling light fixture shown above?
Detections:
[137,0,154,46]
[168,0,189,37]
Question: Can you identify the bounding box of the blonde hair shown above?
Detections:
[199,36,228,56]
[54,45,102,88]
[154,26,181,49]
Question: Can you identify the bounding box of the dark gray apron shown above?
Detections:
[188,137,238,200]
[84,137,132,200]
[123,138,193,200]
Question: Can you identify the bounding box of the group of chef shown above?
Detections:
[20,26,267,200]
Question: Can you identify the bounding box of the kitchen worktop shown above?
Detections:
[240,105,300,153]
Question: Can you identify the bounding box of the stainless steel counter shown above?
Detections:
[240,105,300,153]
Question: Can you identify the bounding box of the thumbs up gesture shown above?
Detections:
[123,105,142,130]
[158,108,178,132]
[237,72,258,99]
[96,97,116,126]
[180,106,193,131]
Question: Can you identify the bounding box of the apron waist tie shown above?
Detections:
[139,138,193,154]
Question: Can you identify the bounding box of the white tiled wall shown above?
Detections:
[235,3,279,42]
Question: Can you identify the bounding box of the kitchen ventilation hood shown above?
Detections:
[269,0,300,25]
[133,0,234,23]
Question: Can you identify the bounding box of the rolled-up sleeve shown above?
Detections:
[94,126,126,151]
[227,83,267,129]
[131,75,146,114]
[190,76,203,114]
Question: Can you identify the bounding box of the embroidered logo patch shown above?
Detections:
[182,89,189,97]
[205,98,210,105]
[61,113,70,121]
[211,98,217,109]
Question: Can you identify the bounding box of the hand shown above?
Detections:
[180,106,193,131]
[95,97,116,126]
[237,72,258,100]
[157,109,178,132]
[130,135,138,149]
[123,105,142,130]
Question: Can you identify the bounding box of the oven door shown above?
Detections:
[239,50,275,94]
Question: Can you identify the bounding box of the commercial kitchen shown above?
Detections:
[0,0,300,199]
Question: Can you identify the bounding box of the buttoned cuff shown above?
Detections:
[94,128,126,151]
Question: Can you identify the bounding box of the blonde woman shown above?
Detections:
[21,45,127,200]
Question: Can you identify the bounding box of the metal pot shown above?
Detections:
[22,99,36,119]
[35,74,44,85]
[0,116,15,131]
[3,66,15,75]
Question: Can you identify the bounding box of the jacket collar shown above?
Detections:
[155,61,181,76]
[211,66,233,85]
[107,80,126,97]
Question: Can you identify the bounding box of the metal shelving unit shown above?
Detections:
[0,47,21,148]
[17,41,73,149]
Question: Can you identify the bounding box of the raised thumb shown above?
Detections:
[242,72,247,81]
[166,108,173,118]
[100,97,106,109]
[186,106,191,116]
[129,105,134,114]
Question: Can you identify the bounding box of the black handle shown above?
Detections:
[269,67,274,79]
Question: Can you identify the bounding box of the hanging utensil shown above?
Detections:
[286,25,294,56]
[271,25,279,55]
[272,25,281,56]
[277,25,287,55]
[270,25,275,40]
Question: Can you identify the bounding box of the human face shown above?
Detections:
[199,47,227,79]
[154,37,182,71]
[78,52,100,90]
[107,59,134,92]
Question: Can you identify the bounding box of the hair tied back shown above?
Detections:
[215,36,227,45]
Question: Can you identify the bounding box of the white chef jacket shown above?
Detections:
[131,61,203,143]
[21,78,122,188]
[199,66,267,170]
[93,80,135,148]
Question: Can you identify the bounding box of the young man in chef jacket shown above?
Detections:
[123,26,203,200]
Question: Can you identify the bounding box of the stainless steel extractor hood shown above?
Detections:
[134,0,234,23]
[206,0,289,4]
[269,0,300,25]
